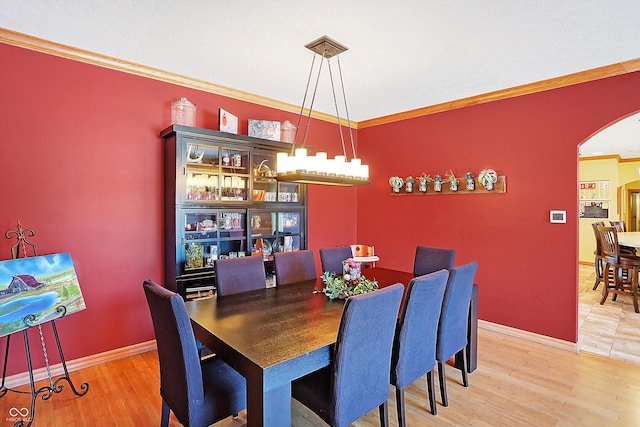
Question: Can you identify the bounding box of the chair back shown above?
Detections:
[391,270,449,389]
[214,256,266,296]
[591,221,605,255]
[142,280,203,423]
[273,250,316,285]
[598,225,621,264]
[331,284,404,426]
[319,246,353,275]
[436,262,478,362]
[413,245,455,276]
[610,220,627,232]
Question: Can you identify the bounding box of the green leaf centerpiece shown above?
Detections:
[320,271,379,300]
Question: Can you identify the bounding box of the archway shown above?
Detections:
[577,111,640,363]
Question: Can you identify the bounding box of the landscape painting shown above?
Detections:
[0,252,86,337]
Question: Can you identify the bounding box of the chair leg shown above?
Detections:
[593,257,603,290]
[378,400,389,427]
[438,361,448,407]
[632,267,639,314]
[458,347,469,387]
[161,400,170,427]
[395,387,406,427]
[600,264,611,305]
[426,370,437,415]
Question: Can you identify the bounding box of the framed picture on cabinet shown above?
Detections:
[219,108,238,134]
[248,120,281,141]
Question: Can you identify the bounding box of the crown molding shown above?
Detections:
[2,28,638,130]
[580,155,640,163]
[0,28,346,126]
[358,59,640,128]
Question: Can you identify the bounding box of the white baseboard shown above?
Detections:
[3,340,157,389]
[479,319,578,352]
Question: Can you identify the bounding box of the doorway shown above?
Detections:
[628,189,640,231]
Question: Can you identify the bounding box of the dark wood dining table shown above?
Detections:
[185,266,478,427]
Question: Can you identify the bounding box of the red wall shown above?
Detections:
[358,72,640,341]
[1,41,639,376]
[0,43,357,376]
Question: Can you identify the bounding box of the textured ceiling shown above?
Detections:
[1,0,639,157]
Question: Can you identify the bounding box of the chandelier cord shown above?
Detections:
[337,55,357,160]
[293,54,317,155]
[327,58,348,158]
[295,52,325,155]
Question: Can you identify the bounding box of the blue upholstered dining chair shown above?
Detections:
[435,261,478,407]
[292,284,405,427]
[319,245,353,275]
[142,280,246,427]
[413,245,456,276]
[391,269,449,424]
[214,256,266,296]
[273,250,317,285]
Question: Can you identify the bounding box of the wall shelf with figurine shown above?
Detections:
[389,169,506,195]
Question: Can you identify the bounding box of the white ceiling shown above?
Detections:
[1,0,639,157]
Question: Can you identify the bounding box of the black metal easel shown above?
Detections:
[0,221,88,427]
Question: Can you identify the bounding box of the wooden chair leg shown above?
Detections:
[379,400,389,427]
[593,257,603,290]
[161,400,170,427]
[632,267,639,314]
[600,264,611,305]
[426,370,437,415]
[438,361,448,407]
[395,387,406,427]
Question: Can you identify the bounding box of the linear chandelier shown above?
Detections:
[276,36,370,187]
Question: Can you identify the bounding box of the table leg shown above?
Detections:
[246,380,291,427]
[455,284,478,373]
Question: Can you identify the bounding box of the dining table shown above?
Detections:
[618,231,640,249]
[185,266,478,427]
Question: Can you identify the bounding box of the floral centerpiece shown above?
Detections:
[319,271,379,300]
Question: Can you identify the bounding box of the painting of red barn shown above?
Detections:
[0,253,85,337]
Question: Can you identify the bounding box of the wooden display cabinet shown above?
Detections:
[161,125,307,299]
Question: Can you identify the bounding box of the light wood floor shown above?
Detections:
[578,264,640,365]
[2,326,640,426]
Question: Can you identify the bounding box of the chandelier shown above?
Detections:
[276,36,370,186]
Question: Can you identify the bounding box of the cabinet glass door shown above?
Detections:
[183,210,218,271]
[278,182,303,204]
[249,209,305,257]
[220,147,250,201]
[184,142,220,201]
[252,151,278,203]
[217,211,247,257]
